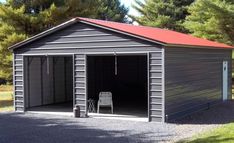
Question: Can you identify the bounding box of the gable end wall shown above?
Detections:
[13,22,165,122]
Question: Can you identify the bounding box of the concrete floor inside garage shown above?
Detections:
[27,103,148,121]
[27,102,73,117]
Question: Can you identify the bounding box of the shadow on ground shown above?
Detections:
[0,100,13,108]
[178,135,234,143]
[170,101,234,125]
[0,113,173,143]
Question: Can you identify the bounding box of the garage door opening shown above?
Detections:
[87,55,148,120]
[24,56,73,115]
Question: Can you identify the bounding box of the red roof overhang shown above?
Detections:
[78,17,233,49]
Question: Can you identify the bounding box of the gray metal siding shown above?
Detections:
[14,54,24,111]
[149,52,164,122]
[14,23,162,54]
[13,22,164,122]
[165,47,232,121]
[74,54,87,117]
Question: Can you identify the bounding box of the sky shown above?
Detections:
[120,0,142,16]
[0,0,142,16]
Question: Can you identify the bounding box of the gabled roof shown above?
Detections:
[79,17,232,49]
[9,17,233,51]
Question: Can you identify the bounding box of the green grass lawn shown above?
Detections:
[0,91,13,112]
[179,123,234,143]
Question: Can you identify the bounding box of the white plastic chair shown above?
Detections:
[97,92,113,114]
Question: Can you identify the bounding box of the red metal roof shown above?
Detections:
[78,17,233,49]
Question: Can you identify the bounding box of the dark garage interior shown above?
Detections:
[24,56,73,112]
[87,55,148,117]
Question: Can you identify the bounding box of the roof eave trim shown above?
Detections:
[166,43,233,49]
[9,18,77,51]
[78,20,167,47]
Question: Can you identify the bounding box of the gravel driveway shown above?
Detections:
[1,101,234,143]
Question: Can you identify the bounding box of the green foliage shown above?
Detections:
[183,0,234,45]
[64,0,99,19]
[96,0,128,22]
[179,122,234,143]
[0,16,27,81]
[0,32,27,81]
[132,0,194,32]
[0,0,128,82]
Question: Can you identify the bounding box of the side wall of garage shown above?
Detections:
[164,47,232,121]
[13,22,165,122]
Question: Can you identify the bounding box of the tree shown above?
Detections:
[0,24,27,81]
[0,0,128,83]
[0,0,128,35]
[7,0,65,13]
[183,0,234,45]
[132,0,194,32]
[0,3,29,82]
[96,0,128,22]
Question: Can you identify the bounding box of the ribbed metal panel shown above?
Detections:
[15,23,162,55]
[22,56,73,109]
[74,54,87,117]
[165,47,232,121]
[149,52,164,122]
[14,54,24,112]
[13,22,163,122]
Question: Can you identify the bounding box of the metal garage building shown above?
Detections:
[10,17,233,122]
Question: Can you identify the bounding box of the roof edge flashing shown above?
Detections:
[166,43,234,49]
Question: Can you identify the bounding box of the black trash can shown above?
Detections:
[74,105,80,118]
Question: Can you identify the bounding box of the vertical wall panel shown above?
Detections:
[65,57,73,101]
[29,57,42,106]
[54,57,66,103]
[74,54,87,117]
[165,47,232,121]
[149,51,164,122]
[14,54,24,111]
[42,57,54,104]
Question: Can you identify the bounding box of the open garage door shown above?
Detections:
[24,56,73,113]
[87,55,148,118]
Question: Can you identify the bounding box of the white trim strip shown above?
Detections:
[151,96,162,98]
[13,53,16,111]
[147,52,150,122]
[151,102,163,105]
[161,48,165,122]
